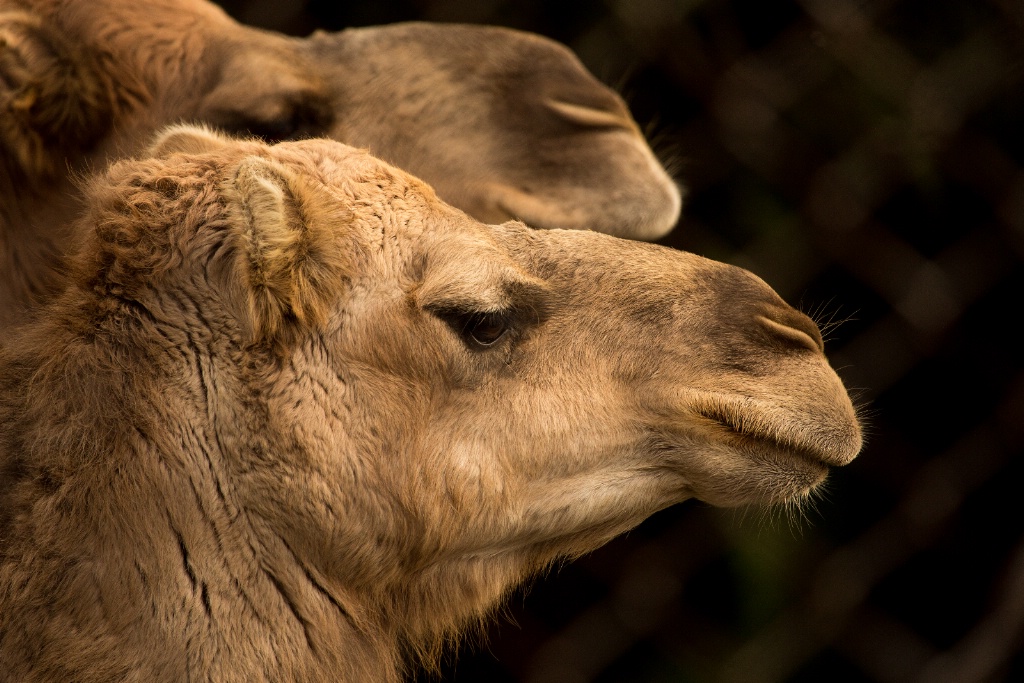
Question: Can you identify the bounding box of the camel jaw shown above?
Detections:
[645,387,862,507]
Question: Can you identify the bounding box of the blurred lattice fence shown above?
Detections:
[220,1,1024,681]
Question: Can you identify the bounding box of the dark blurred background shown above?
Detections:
[214,1,1024,681]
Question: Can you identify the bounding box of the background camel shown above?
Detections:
[0,0,680,327]
[0,127,860,682]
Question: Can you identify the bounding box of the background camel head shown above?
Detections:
[0,126,858,680]
[1,0,680,239]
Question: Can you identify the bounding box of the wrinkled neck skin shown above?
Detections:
[0,295,542,683]
[0,328,373,682]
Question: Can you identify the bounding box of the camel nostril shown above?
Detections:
[757,310,825,354]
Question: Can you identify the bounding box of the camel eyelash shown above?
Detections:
[431,307,518,350]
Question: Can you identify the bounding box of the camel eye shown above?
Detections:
[434,309,513,349]
[463,312,509,347]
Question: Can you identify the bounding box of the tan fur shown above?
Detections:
[0,127,859,682]
[0,0,681,327]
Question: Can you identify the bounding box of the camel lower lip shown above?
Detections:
[742,433,831,475]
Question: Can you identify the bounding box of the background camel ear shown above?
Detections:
[147,124,234,158]
[1,10,113,182]
[229,155,346,341]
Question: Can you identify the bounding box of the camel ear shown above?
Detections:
[1,10,113,182]
[147,124,234,158]
[229,155,345,341]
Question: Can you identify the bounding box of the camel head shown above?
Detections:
[0,126,858,681]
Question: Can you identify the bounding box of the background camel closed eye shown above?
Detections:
[210,1,1024,682]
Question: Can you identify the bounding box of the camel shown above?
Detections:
[0,126,861,682]
[0,0,681,327]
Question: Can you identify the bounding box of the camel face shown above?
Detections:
[0,127,858,681]
[330,223,860,560]
[182,18,681,241]
[192,20,682,239]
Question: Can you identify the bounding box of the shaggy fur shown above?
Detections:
[0,127,859,682]
[0,0,681,327]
